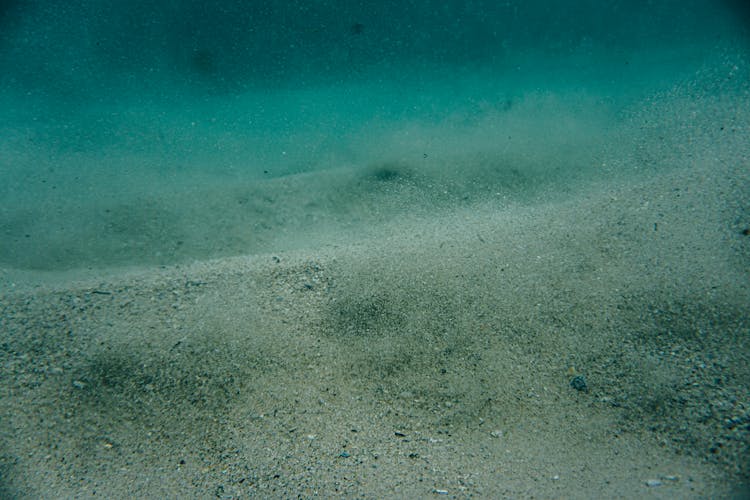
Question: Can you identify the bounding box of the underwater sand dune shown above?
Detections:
[1,153,748,497]
[1,23,748,494]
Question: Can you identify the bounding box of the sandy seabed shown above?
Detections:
[1,148,748,498]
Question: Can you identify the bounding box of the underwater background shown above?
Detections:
[1,1,749,498]
[1,0,747,271]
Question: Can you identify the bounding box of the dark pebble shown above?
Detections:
[570,375,589,393]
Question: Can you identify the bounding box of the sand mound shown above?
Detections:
[2,155,748,497]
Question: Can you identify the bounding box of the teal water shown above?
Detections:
[0,0,748,270]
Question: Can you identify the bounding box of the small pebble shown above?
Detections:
[645,479,662,487]
[570,375,588,393]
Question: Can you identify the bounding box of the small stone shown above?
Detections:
[490,430,503,438]
[570,375,588,393]
[645,479,662,487]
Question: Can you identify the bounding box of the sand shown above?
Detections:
[0,20,749,496]
[1,146,749,498]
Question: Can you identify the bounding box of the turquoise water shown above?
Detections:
[0,1,748,270]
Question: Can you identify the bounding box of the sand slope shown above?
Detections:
[1,155,748,498]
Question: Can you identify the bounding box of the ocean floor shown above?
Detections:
[2,127,749,497]
[0,16,749,495]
